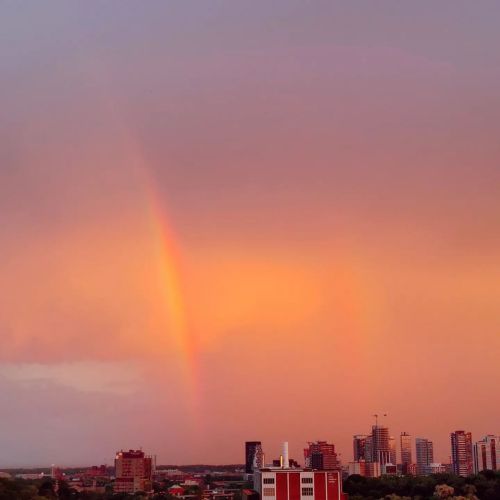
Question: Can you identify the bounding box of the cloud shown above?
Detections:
[0,361,141,395]
[0,373,140,467]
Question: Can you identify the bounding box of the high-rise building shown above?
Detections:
[451,431,473,477]
[304,441,340,470]
[372,426,390,465]
[246,442,264,473]
[388,436,397,465]
[400,433,412,474]
[473,435,499,474]
[415,438,434,475]
[364,435,373,463]
[353,435,367,462]
[114,450,153,494]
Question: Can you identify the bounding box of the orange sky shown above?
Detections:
[0,1,499,467]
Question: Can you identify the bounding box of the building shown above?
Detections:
[50,466,63,480]
[168,485,185,496]
[347,462,362,477]
[388,436,397,466]
[400,433,412,474]
[242,489,260,500]
[415,438,434,475]
[304,441,340,470]
[254,467,345,500]
[15,473,45,480]
[473,435,499,473]
[347,461,381,478]
[428,463,447,474]
[254,442,346,500]
[382,463,397,475]
[371,426,390,465]
[246,442,264,474]
[364,436,373,463]
[154,469,188,482]
[114,449,153,494]
[352,420,392,468]
[451,431,473,477]
[406,464,417,476]
[415,439,433,475]
[352,435,367,462]
[85,465,108,478]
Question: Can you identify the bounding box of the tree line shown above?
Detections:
[343,470,500,499]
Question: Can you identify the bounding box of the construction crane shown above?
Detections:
[372,413,388,426]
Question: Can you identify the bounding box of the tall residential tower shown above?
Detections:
[415,438,434,475]
[400,433,412,474]
[451,431,473,477]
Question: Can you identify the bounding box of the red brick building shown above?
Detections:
[114,449,153,494]
[254,468,346,500]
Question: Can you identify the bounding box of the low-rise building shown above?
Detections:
[254,467,346,500]
[428,463,447,474]
[347,461,381,478]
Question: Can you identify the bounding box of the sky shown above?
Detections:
[0,1,499,467]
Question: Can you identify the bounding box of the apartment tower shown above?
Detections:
[400,432,412,474]
[451,430,473,477]
[415,438,434,475]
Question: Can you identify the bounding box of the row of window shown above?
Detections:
[263,487,314,497]
[263,476,313,484]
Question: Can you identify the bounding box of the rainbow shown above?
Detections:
[141,171,200,408]
[73,67,202,412]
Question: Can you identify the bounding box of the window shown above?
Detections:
[263,488,275,497]
[302,488,314,496]
[301,477,313,484]
[263,478,275,484]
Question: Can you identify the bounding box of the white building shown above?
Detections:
[473,435,499,473]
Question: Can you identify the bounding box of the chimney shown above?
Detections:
[282,442,289,468]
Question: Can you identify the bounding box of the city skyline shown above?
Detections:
[0,427,498,470]
[1,1,499,468]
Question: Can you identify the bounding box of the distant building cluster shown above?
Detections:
[54,429,499,498]
[347,418,499,479]
[348,419,400,477]
[242,434,498,500]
